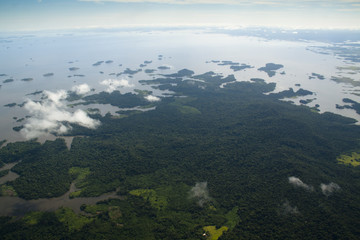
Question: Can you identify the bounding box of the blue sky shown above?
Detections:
[1,0,360,31]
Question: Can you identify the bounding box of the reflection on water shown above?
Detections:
[0,162,20,185]
[0,183,122,216]
[0,161,122,216]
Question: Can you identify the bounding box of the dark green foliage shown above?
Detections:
[83,91,148,108]
[0,169,9,178]
[230,64,253,71]
[1,71,360,238]
[258,63,284,77]
[164,68,194,77]
[269,88,313,98]
[309,73,325,80]
[9,139,71,199]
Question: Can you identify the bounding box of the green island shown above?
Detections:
[69,67,79,71]
[1,68,360,239]
[331,76,360,87]
[21,78,34,82]
[3,79,14,83]
[258,63,284,77]
[43,73,54,77]
[309,73,325,80]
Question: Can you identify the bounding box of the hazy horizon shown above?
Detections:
[1,0,360,32]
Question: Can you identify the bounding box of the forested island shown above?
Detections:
[1,68,360,239]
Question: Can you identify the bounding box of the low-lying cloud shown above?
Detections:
[144,95,161,102]
[288,176,314,192]
[100,79,134,93]
[189,182,211,207]
[71,83,91,95]
[21,90,100,139]
[320,182,341,196]
[281,200,300,215]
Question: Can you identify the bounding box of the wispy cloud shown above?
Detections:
[281,200,300,215]
[71,83,91,95]
[144,95,161,102]
[100,79,134,93]
[320,182,341,196]
[21,90,100,139]
[189,182,211,207]
[288,176,314,192]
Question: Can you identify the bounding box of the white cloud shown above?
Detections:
[281,200,300,215]
[21,90,100,140]
[72,83,91,95]
[189,182,211,207]
[288,176,314,192]
[100,79,134,93]
[320,182,341,196]
[144,95,161,102]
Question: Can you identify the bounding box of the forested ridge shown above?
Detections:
[1,71,360,239]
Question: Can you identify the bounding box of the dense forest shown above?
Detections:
[1,70,360,239]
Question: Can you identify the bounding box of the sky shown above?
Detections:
[0,0,360,32]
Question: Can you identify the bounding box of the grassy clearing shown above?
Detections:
[203,226,229,240]
[68,167,91,197]
[178,105,201,114]
[55,207,93,231]
[225,206,240,230]
[337,152,360,167]
[22,212,43,225]
[129,189,168,210]
[0,184,17,197]
[169,97,201,114]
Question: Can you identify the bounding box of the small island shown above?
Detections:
[230,64,253,71]
[69,67,79,71]
[43,73,54,77]
[21,78,34,82]
[145,69,156,74]
[92,61,104,66]
[4,103,17,108]
[309,73,325,80]
[258,63,284,77]
[158,66,171,70]
[3,79,14,83]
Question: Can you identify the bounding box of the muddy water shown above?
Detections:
[0,162,20,185]
[0,183,123,216]
[0,162,122,216]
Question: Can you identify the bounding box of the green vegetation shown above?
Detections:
[1,69,360,239]
[270,88,313,99]
[203,226,229,240]
[55,207,93,231]
[337,152,360,167]
[309,73,325,80]
[69,67,79,71]
[0,169,9,178]
[129,189,168,210]
[43,73,54,77]
[21,78,33,82]
[258,63,284,77]
[4,103,16,108]
[0,184,17,197]
[331,76,360,87]
[22,212,44,225]
[3,79,14,83]
[225,207,240,230]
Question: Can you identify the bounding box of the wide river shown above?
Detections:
[0,28,360,215]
